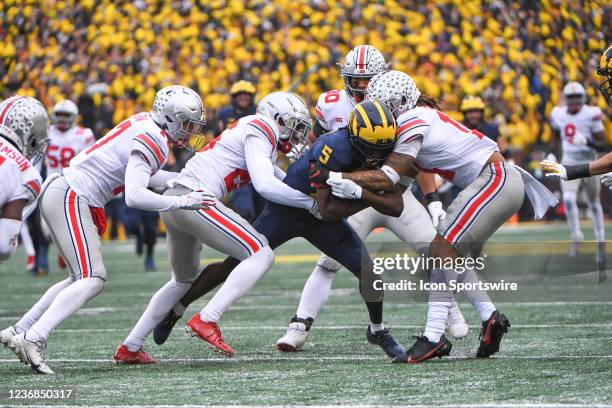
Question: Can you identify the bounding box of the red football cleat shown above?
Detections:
[26,255,35,271]
[186,313,234,357]
[58,256,67,269]
[113,344,156,365]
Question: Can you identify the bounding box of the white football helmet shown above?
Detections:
[563,81,586,112]
[0,96,49,165]
[338,45,388,102]
[256,92,312,156]
[366,70,421,116]
[52,99,78,131]
[151,85,207,151]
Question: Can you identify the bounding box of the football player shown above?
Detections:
[1,86,213,374]
[276,71,470,353]
[115,92,320,363]
[152,100,408,362]
[0,96,48,264]
[320,70,557,363]
[541,45,612,185]
[543,82,606,260]
[41,99,96,271]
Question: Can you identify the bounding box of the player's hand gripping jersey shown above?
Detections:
[171,114,314,210]
[63,112,169,208]
[550,105,605,165]
[394,107,499,189]
[46,125,95,176]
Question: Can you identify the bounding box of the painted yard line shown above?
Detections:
[7,405,612,408]
[0,322,607,333]
[1,300,611,315]
[5,405,612,408]
[1,355,612,364]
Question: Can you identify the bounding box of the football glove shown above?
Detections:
[308,201,322,219]
[326,178,362,200]
[601,173,612,189]
[540,160,567,180]
[427,201,446,228]
[308,161,330,188]
[177,190,216,210]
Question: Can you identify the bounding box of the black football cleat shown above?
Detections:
[153,309,182,345]
[366,325,406,362]
[406,334,452,364]
[476,310,510,358]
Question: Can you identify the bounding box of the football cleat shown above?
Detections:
[569,232,584,257]
[26,255,35,271]
[186,313,234,357]
[113,344,156,365]
[11,333,54,374]
[447,302,469,339]
[366,325,406,362]
[0,326,18,352]
[276,316,313,352]
[406,334,452,364]
[153,309,182,345]
[145,255,156,271]
[476,310,511,358]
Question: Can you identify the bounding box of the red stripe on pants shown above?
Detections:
[68,190,90,278]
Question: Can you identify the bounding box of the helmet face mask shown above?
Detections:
[562,82,586,114]
[0,96,50,165]
[339,45,388,104]
[151,85,207,152]
[348,100,397,168]
[257,91,312,160]
[52,100,78,131]
[597,45,612,106]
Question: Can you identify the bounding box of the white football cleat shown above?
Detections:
[12,333,54,374]
[569,232,584,257]
[276,321,309,352]
[0,326,18,349]
[447,302,469,339]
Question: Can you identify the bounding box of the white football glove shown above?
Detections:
[570,132,588,146]
[427,201,447,228]
[308,200,323,220]
[176,190,216,210]
[326,178,362,200]
[286,143,309,163]
[601,172,612,189]
[540,160,567,180]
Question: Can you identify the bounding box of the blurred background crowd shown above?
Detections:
[1,0,611,271]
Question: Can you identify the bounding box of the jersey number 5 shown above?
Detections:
[319,145,333,164]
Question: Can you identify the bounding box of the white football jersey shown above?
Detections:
[171,114,279,199]
[46,125,95,176]
[550,105,605,165]
[0,136,42,207]
[314,89,355,133]
[394,107,499,189]
[64,112,169,208]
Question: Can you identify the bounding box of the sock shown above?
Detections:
[27,278,104,343]
[200,246,274,322]
[145,230,156,258]
[588,202,605,242]
[453,268,496,321]
[365,301,383,326]
[296,264,336,320]
[124,279,191,352]
[14,278,73,334]
[370,322,385,333]
[563,193,582,241]
[423,268,453,343]
[173,301,187,316]
[20,224,35,258]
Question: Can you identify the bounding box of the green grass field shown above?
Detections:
[1,221,611,407]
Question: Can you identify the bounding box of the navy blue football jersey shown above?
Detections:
[283,128,361,195]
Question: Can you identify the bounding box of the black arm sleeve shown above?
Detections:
[312,121,329,138]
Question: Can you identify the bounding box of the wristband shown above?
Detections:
[565,164,590,180]
[424,192,441,204]
[328,171,342,180]
[381,165,400,185]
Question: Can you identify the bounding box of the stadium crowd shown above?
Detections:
[2,0,610,144]
[1,0,611,255]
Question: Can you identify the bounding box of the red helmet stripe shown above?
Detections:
[0,96,23,124]
[357,46,366,70]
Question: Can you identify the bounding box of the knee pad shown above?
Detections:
[255,245,275,269]
[316,255,341,273]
